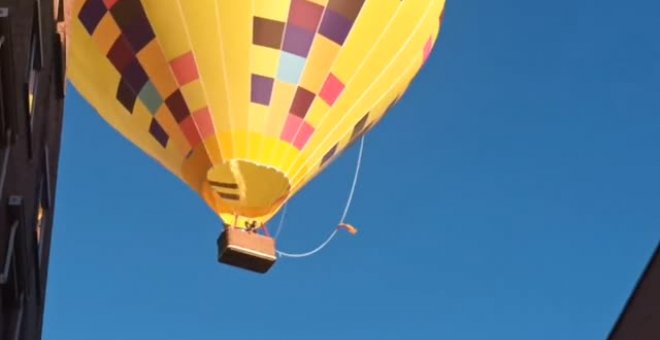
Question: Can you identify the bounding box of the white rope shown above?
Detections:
[338,138,364,224]
[273,204,288,239]
[276,136,365,258]
[275,229,339,258]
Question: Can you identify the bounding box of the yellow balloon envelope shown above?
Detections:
[66,0,447,228]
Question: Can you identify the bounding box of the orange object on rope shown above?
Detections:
[338,223,358,235]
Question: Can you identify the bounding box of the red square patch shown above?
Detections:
[170,52,199,86]
[193,107,215,140]
[319,73,344,106]
[293,121,314,149]
[180,116,202,147]
[281,114,303,143]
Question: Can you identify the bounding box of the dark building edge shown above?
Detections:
[608,241,660,340]
[0,0,66,339]
[0,1,657,340]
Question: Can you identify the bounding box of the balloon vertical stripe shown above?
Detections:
[68,0,446,228]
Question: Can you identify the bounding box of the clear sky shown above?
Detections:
[43,1,659,339]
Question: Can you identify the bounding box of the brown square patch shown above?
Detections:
[253,17,285,49]
[327,0,365,21]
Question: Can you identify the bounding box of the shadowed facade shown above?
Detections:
[0,0,67,339]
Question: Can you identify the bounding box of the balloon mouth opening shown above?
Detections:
[206,160,290,226]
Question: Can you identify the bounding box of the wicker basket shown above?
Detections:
[217,228,277,273]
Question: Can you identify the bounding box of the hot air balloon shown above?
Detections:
[65,0,446,273]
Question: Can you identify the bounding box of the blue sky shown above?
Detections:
[44,1,660,339]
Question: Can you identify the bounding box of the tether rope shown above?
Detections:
[273,204,287,239]
[276,136,365,258]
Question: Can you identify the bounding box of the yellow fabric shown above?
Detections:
[66,0,447,228]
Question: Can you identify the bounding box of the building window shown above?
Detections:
[1,198,27,340]
[0,6,18,146]
[27,1,42,120]
[54,0,62,21]
[35,146,51,266]
[35,179,48,267]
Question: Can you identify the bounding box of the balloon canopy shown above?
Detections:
[66,0,446,228]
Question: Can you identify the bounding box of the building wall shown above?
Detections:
[0,0,66,339]
[0,1,657,340]
[608,243,660,340]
